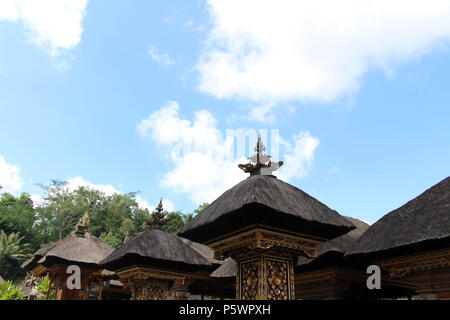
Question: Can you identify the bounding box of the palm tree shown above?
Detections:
[0,230,32,276]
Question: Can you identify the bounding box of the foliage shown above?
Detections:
[0,193,39,249]
[194,203,209,215]
[0,180,209,279]
[164,203,209,233]
[0,280,25,300]
[118,218,135,239]
[0,231,32,279]
[35,182,150,243]
[99,230,124,249]
[165,211,185,233]
[33,276,55,300]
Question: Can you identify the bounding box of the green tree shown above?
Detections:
[0,280,25,300]
[194,203,209,215]
[34,181,150,247]
[0,231,32,279]
[33,276,55,300]
[164,203,209,233]
[0,193,38,249]
[99,230,123,248]
[36,180,79,241]
[118,218,135,241]
[165,211,185,233]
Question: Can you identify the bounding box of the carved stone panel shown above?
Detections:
[266,258,289,300]
[240,259,260,300]
[147,284,166,300]
[133,282,168,300]
[134,283,147,300]
[237,254,294,300]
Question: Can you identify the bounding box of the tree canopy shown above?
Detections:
[0,181,208,282]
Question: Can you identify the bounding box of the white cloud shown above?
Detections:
[138,101,319,205]
[198,0,450,104]
[0,0,88,57]
[29,193,43,208]
[243,103,277,123]
[277,132,320,181]
[184,19,206,32]
[138,101,248,204]
[66,176,121,196]
[0,1,19,20]
[148,45,174,66]
[0,155,23,194]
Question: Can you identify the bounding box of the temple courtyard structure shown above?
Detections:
[23,137,450,300]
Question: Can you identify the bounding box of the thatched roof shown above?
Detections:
[347,176,450,259]
[296,217,369,271]
[100,228,213,272]
[210,258,236,278]
[178,237,222,265]
[23,233,114,271]
[179,175,354,243]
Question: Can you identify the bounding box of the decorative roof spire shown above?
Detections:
[145,198,169,230]
[74,212,89,237]
[238,134,283,176]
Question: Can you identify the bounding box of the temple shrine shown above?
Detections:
[23,137,450,300]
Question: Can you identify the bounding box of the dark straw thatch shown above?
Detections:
[210,258,236,279]
[23,233,114,271]
[179,175,354,243]
[100,228,213,272]
[296,217,369,271]
[348,176,450,260]
[178,237,222,266]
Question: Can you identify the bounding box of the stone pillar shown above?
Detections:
[236,253,294,300]
[209,228,320,300]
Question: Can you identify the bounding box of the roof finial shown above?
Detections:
[145,198,169,230]
[238,134,283,176]
[74,212,89,237]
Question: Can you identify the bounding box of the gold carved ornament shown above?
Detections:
[211,228,319,260]
[266,259,289,300]
[241,260,259,300]
[376,248,450,278]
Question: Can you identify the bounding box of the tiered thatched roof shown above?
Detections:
[179,175,354,243]
[210,258,236,279]
[348,176,450,259]
[178,237,222,266]
[100,228,213,272]
[23,232,114,271]
[296,217,369,271]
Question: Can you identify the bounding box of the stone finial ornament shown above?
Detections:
[238,134,283,176]
[145,198,169,230]
[74,212,89,237]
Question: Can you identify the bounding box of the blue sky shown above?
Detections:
[0,1,449,224]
